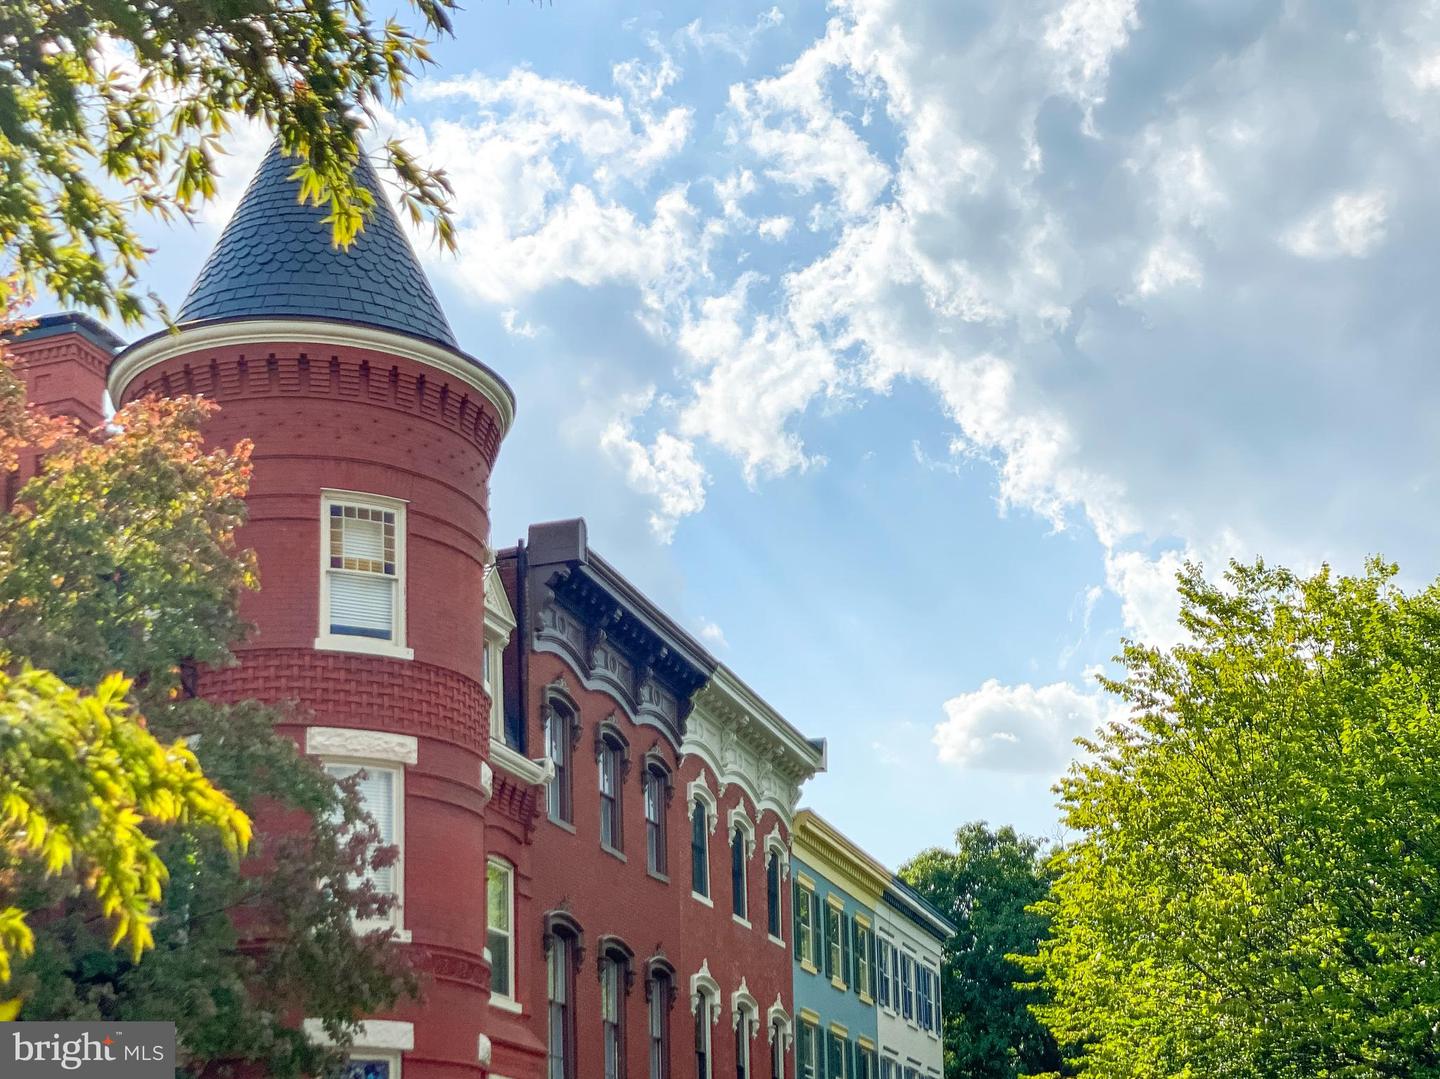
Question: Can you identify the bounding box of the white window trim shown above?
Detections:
[731,978,760,1036]
[303,1018,414,1067]
[310,728,412,942]
[316,490,414,660]
[689,959,722,1021]
[487,856,517,1008]
[687,773,719,834]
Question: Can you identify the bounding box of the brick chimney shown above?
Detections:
[5,312,122,500]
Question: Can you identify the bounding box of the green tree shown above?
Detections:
[0,0,461,320]
[902,823,1063,1079]
[1028,558,1440,1078]
[0,323,414,1076]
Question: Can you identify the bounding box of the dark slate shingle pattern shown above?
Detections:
[178,141,459,350]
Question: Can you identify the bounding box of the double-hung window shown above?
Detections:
[319,493,407,655]
[877,940,891,1009]
[324,761,401,922]
[766,852,782,939]
[486,859,515,1001]
[827,1032,846,1079]
[546,705,574,824]
[731,827,748,920]
[827,905,844,985]
[694,991,714,1079]
[599,737,623,851]
[645,765,668,875]
[691,799,710,898]
[795,882,816,969]
[900,954,914,1021]
[855,921,872,998]
[648,971,671,1079]
[601,953,625,1079]
[548,932,575,1079]
[798,1022,818,1079]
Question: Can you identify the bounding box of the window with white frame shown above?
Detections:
[545,703,575,824]
[735,1004,753,1079]
[601,950,627,1079]
[730,826,748,921]
[694,988,714,1079]
[855,919,873,999]
[599,733,624,852]
[324,761,401,922]
[320,493,406,651]
[900,954,914,1021]
[644,763,670,875]
[766,850,783,939]
[876,938,890,1008]
[691,799,710,898]
[547,930,576,1079]
[826,1031,847,1079]
[798,1020,818,1079]
[345,1055,401,1079]
[648,967,673,1079]
[917,967,932,1031]
[487,859,515,1001]
[794,880,816,969]
[769,1018,786,1079]
[826,904,844,986]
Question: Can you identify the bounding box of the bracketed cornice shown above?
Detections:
[792,808,890,906]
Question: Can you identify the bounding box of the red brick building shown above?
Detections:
[9,141,826,1079]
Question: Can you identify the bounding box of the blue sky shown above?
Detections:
[102,0,1440,867]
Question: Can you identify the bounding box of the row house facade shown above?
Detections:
[790,813,953,1079]
[6,140,953,1079]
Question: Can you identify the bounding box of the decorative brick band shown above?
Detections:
[490,772,541,840]
[127,351,504,467]
[203,648,489,752]
[415,944,491,994]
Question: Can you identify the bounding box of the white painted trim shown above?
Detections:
[307,727,418,765]
[317,490,411,658]
[490,740,552,785]
[763,826,790,879]
[687,772,719,835]
[486,856,517,1006]
[319,756,408,936]
[304,1018,414,1051]
[689,959,722,1021]
[109,317,515,436]
[730,979,760,1033]
[728,804,757,857]
[490,995,523,1016]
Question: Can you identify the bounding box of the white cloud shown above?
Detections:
[678,7,784,63]
[934,676,1126,773]
[696,617,729,647]
[599,392,709,542]
[1285,190,1391,259]
[757,215,794,240]
[500,308,538,338]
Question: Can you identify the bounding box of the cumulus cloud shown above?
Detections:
[381,0,1440,656]
[933,676,1125,773]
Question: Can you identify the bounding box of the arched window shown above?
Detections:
[766,850,782,939]
[544,913,583,1079]
[694,990,713,1079]
[731,981,759,1079]
[545,702,576,825]
[731,826,748,920]
[598,729,626,852]
[600,940,633,1079]
[691,799,710,898]
[643,761,671,876]
[646,958,676,1079]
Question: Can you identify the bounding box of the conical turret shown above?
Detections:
[178,141,458,350]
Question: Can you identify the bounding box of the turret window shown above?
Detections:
[317,491,410,658]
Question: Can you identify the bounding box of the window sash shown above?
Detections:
[691,801,709,896]
[548,937,571,1079]
[645,772,667,875]
[766,854,781,937]
[731,828,747,918]
[600,747,621,849]
[546,712,572,822]
[486,861,513,998]
[827,908,843,982]
[648,976,670,1079]
[325,763,397,898]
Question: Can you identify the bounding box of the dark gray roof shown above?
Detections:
[178,140,459,350]
[15,313,124,353]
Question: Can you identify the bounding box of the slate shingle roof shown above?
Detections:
[178,141,459,350]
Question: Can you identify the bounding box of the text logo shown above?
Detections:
[2,1023,176,1079]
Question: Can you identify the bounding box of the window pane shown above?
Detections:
[329,573,395,639]
[731,828,747,918]
[344,1060,391,1079]
[326,764,395,896]
[691,801,709,896]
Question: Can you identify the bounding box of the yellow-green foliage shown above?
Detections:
[0,668,250,982]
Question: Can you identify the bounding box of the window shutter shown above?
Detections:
[793,882,803,959]
[869,931,877,998]
[821,905,830,978]
[847,1041,856,1079]
[329,573,394,638]
[842,915,852,987]
[849,919,859,991]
